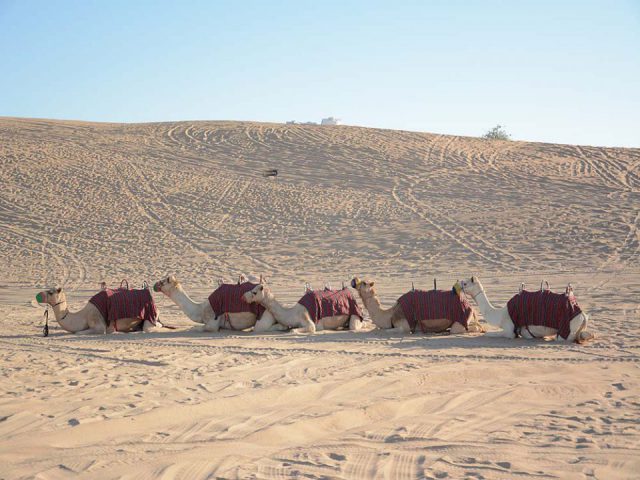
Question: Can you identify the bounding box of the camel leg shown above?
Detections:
[254,311,288,332]
[268,322,289,331]
[464,311,486,333]
[143,320,165,333]
[203,317,221,332]
[563,313,594,343]
[450,322,467,334]
[349,315,363,331]
[465,322,485,333]
[291,313,316,334]
[86,318,107,334]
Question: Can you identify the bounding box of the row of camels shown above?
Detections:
[35,274,594,343]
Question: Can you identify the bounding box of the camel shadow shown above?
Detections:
[258,327,571,352]
[11,326,575,357]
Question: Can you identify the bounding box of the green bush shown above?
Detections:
[482,125,511,140]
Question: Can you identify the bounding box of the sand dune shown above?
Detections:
[0,117,638,478]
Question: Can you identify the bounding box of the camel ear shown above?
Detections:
[168,275,177,283]
[471,276,476,283]
[369,281,375,287]
[56,287,62,293]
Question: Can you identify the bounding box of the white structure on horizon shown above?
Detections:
[321,117,341,126]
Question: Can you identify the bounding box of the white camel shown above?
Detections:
[350,277,484,334]
[243,284,365,333]
[153,275,285,332]
[35,287,164,334]
[459,276,594,343]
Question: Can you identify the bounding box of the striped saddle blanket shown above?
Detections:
[298,288,363,324]
[397,290,472,333]
[208,282,266,318]
[507,290,582,339]
[89,288,158,330]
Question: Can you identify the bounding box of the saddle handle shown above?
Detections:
[100,281,107,291]
[120,279,129,290]
[217,278,224,287]
[519,282,525,293]
[540,280,550,291]
[566,283,574,296]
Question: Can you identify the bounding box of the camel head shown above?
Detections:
[459,276,484,298]
[153,275,181,295]
[351,277,377,298]
[35,287,66,306]
[243,283,270,304]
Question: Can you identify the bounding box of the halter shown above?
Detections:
[40,298,68,337]
[460,281,482,300]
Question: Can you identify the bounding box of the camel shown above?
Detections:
[35,286,164,334]
[350,277,484,334]
[152,275,286,332]
[458,276,594,343]
[242,284,365,333]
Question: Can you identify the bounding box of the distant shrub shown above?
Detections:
[482,125,511,141]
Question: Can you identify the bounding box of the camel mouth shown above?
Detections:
[351,278,361,288]
[152,282,161,292]
[35,292,44,303]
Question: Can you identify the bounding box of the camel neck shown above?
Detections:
[169,287,204,322]
[473,289,501,317]
[360,291,390,317]
[261,294,292,322]
[51,301,70,322]
[51,301,86,333]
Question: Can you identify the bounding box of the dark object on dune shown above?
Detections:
[262,169,278,177]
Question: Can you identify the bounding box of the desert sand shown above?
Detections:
[0,117,638,479]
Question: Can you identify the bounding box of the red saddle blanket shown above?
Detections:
[89,288,158,329]
[298,288,363,324]
[208,282,266,318]
[397,290,472,333]
[507,290,582,339]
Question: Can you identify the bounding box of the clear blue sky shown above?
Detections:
[1,0,638,147]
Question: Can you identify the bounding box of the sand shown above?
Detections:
[0,117,638,479]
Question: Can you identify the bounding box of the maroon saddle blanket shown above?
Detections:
[89,288,158,329]
[397,290,472,333]
[298,288,363,324]
[507,290,582,339]
[208,282,266,318]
